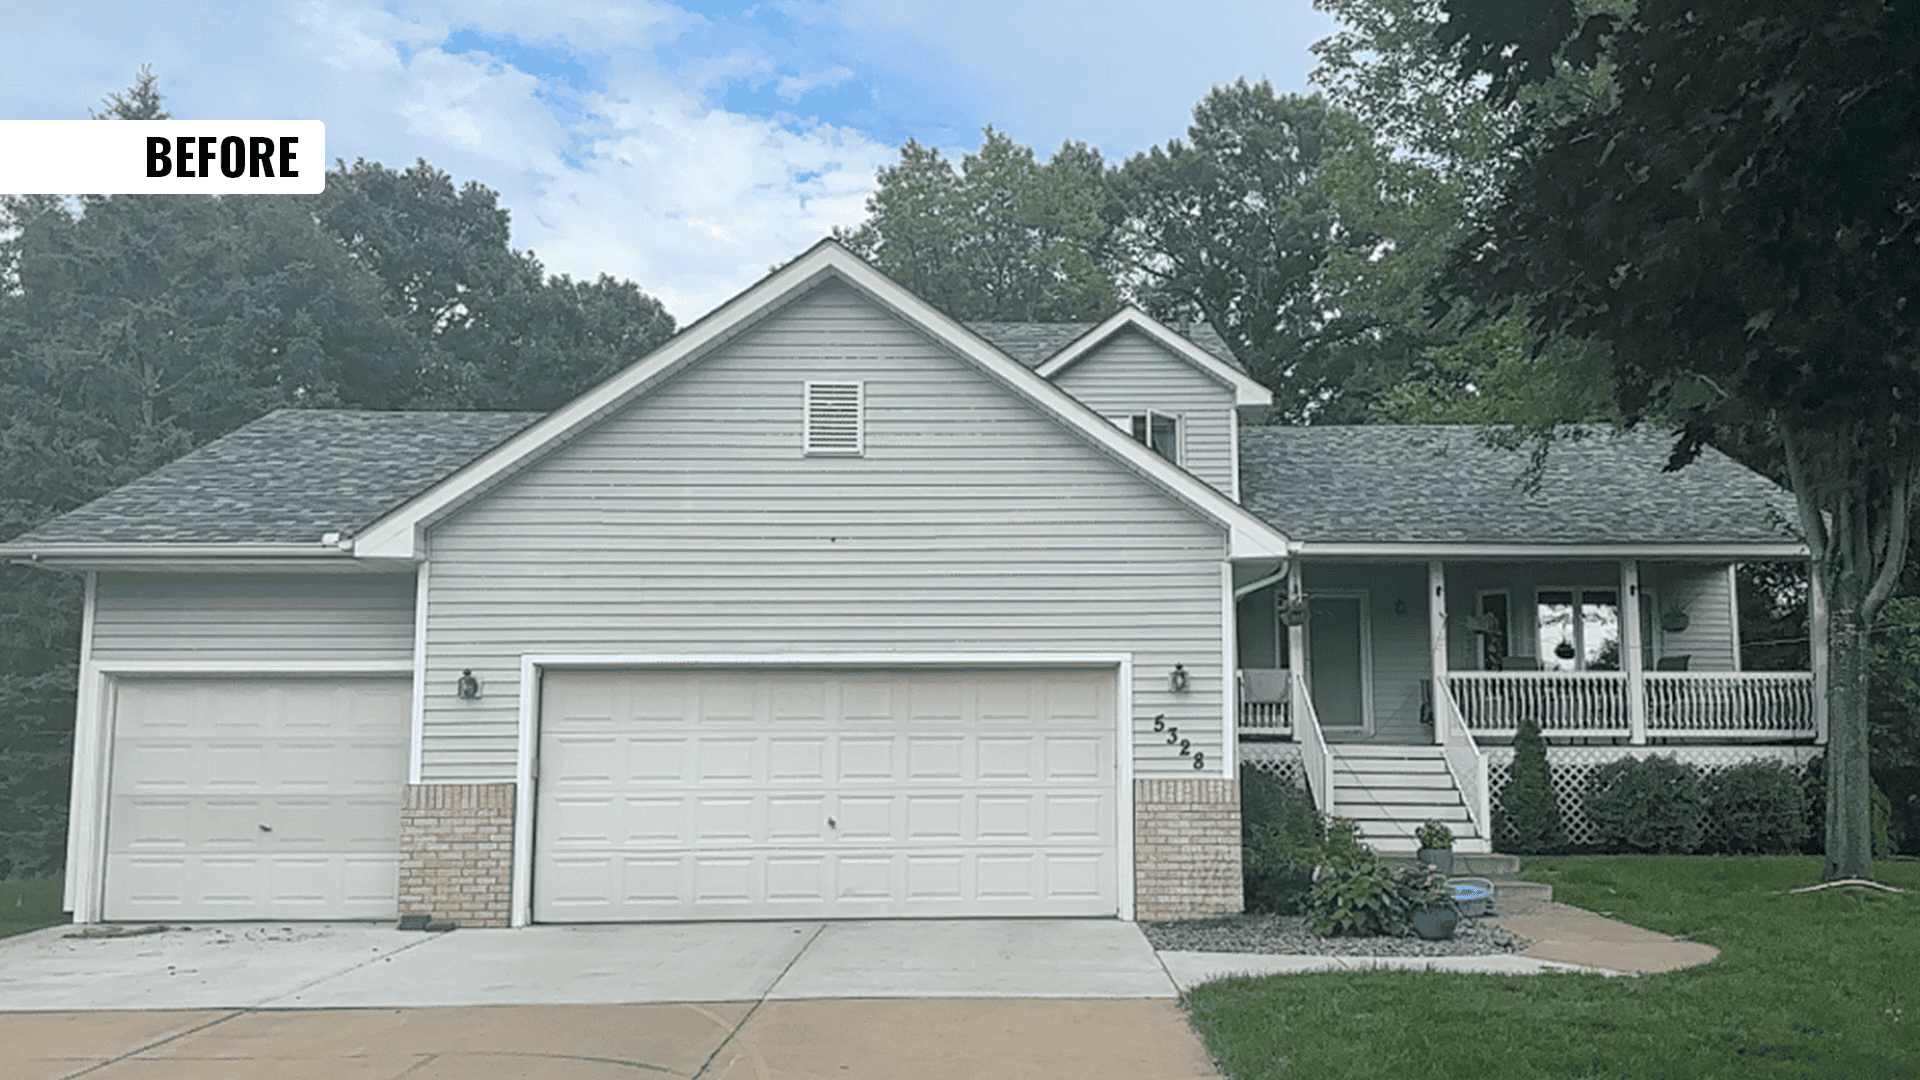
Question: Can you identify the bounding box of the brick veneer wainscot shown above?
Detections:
[1133,777,1242,921]
[398,783,515,928]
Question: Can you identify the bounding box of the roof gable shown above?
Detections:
[1238,425,1803,552]
[1033,309,1271,408]
[352,240,1291,561]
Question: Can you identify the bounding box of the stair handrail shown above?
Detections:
[1437,681,1491,837]
[1292,672,1334,816]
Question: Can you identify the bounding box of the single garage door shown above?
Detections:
[535,668,1119,921]
[104,676,409,921]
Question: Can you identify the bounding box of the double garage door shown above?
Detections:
[104,676,409,921]
[534,668,1121,921]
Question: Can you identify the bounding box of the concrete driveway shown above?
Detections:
[0,919,1179,1010]
[1,920,1224,1079]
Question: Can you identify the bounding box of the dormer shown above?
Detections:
[973,309,1270,499]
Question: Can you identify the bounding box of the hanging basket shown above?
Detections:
[1661,609,1691,633]
[1554,639,1577,660]
[1279,597,1311,627]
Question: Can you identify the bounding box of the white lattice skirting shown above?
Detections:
[1484,744,1823,849]
[1240,742,1308,792]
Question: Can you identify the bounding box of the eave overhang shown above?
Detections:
[1290,542,1809,560]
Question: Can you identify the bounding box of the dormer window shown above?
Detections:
[1129,410,1181,464]
[804,381,864,456]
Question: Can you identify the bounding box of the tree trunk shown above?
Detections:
[1823,590,1874,881]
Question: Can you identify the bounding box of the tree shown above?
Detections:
[314,158,674,410]
[89,64,170,121]
[1109,82,1369,420]
[834,130,1116,321]
[1438,0,1920,879]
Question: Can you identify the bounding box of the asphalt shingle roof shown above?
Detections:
[1238,425,1802,546]
[8,409,544,546]
[967,320,1243,371]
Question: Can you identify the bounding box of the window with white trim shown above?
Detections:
[804,381,864,456]
[1537,587,1621,671]
[1128,410,1182,464]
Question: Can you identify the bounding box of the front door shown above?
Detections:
[1309,595,1369,733]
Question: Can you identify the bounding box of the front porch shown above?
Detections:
[1234,556,1821,853]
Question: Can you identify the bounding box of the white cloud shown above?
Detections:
[775,64,853,102]
[265,1,893,320]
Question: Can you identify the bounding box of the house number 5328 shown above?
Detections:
[1149,713,1207,769]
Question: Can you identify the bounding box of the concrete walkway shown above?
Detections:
[1487,894,1721,975]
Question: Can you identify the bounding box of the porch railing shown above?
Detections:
[1452,670,1816,741]
[1237,669,1292,735]
[1644,672,1817,739]
[1436,682,1490,835]
[1451,672,1629,738]
[1293,672,1334,816]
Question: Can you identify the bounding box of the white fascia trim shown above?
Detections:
[2,544,351,559]
[353,241,1290,563]
[1035,307,1272,408]
[408,560,431,785]
[90,660,416,675]
[1296,542,1809,560]
[66,572,99,919]
[510,650,1140,927]
[1219,563,1235,782]
[1116,654,1136,922]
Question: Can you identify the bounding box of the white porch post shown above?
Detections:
[1287,558,1307,693]
[1428,561,1448,746]
[1621,559,1648,745]
[1810,562,1830,745]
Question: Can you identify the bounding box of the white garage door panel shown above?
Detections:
[105,678,409,921]
[535,669,1119,921]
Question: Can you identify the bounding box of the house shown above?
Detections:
[0,240,1817,928]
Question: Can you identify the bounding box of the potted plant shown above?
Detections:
[1415,819,1455,876]
[1396,863,1459,941]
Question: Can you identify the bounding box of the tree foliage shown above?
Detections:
[1108,83,1365,420]
[1438,0,1920,878]
[833,130,1116,321]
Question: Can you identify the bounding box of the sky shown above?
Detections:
[1,0,1340,321]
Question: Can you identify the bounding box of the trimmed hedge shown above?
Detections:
[1584,755,1705,854]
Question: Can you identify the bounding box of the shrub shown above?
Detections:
[1499,719,1564,853]
[1585,755,1705,853]
[1703,760,1810,854]
[1302,821,1450,938]
[1240,767,1323,914]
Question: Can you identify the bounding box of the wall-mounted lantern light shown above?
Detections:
[456,669,483,700]
[1169,663,1190,693]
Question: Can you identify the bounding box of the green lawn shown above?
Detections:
[0,877,67,939]
[1183,856,1920,1079]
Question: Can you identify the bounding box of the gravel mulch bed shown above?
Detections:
[1143,913,1530,957]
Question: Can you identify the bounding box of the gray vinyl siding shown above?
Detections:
[1645,563,1738,670]
[419,280,1231,781]
[1048,328,1237,495]
[1302,563,1430,743]
[90,572,415,665]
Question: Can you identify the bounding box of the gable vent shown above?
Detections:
[804,380,865,456]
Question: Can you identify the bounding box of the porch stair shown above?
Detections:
[1329,744,1491,855]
